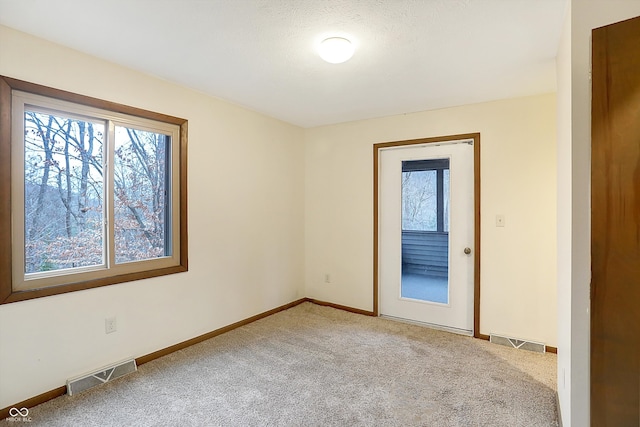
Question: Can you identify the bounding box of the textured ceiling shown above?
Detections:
[0,0,567,128]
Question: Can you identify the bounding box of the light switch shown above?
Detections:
[496,215,505,227]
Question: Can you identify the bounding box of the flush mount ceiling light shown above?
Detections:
[318,37,354,64]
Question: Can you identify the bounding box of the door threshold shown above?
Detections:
[380,314,473,337]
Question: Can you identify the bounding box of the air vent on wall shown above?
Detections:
[67,358,137,396]
[489,334,546,353]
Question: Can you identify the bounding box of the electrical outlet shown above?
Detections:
[105,317,117,334]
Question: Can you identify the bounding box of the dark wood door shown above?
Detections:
[591,15,640,427]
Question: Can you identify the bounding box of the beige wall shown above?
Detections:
[556,2,640,426]
[555,2,574,425]
[304,94,558,346]
[0,25,305,408]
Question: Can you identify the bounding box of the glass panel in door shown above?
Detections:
[400,159,450,304]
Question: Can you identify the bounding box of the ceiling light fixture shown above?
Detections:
[318,37,354,64]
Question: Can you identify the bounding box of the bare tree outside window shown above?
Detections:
[23,112,173,273]
[114,126,169,264]
[402,170,437,231]
[402,168,450,232]
[24,111,105,273]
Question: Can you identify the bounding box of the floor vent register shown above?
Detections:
[489,334,546,353]
[67,359,137,396]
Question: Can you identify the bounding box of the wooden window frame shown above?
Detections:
[0,76,188,304]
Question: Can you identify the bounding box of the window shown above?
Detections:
[401,159,450,232]
[0,76,188,304]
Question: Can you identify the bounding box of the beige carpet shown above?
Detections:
[20,303,557,426]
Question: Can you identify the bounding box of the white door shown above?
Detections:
[379,139,474,334]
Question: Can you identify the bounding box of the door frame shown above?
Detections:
[373,132,483,339]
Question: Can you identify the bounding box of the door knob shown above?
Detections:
[464,247,472,255]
